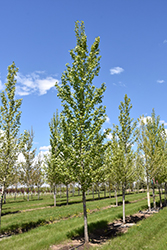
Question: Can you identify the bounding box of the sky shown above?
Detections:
[0,0,167,156]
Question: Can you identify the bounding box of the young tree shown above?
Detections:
[20,128,36,201]
[138,109,166,210]
[55,21,110,242]
[44,111,62,206]
[0,62,23,233]
[34,152,44,200]
[116,94,137,223]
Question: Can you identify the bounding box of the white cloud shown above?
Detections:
[139,116,152,125]
[160,120,167,126]
[105,116,110,124]
[16,71,59,96]
[110,67,124,75]
[157,80,165,83]
[112,81,126,87]
[163,40,167,44]
[0,80,4,91]
[106,133,112,140]
[39,145,51,151]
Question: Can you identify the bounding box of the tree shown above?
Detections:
[55,21,110,242]
[45,110,62,207]
[138,109,166,210]
[0,62,23,233]
[34,152,44,200]
[116,94,137,223]
[20,128,36,201]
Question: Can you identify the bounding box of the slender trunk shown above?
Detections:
[82,191,89,243]
[27,187,29,201]
[115,187,118,206]
[3,190,6,204]
[137,182,139,194]
[165,182,167,206]
[66,184,69,205]
[78,187,80,196]
[0,183,5,234]
[14,185,17,200]
[158,184,162,208]
[38,186,40,200]
[146,177,151,210]
[122,184,126,224]
[53,184,56,207]
[104,184,106,198]
[98,185,100,199]
[108,180,111,198]
[72,184,75,197]
[59,184,62,198]
[92,186,94,201]
[152,182,156,209]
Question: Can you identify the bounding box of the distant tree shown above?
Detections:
[34,152,44,200]
[55,21,110,242]
[20,128,36,201]
[138,109,166,210]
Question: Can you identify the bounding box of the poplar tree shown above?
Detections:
[116,94,137,223]
[138,109,166,210]
[0,62,22,233]
[46,110,62,206]
[20,128,36,201]
[55,21,109,242]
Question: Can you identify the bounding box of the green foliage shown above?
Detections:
[0,62,22,186]
[55,21,110,192]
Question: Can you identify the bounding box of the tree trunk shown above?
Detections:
[92,186,94,200]
[115,187,118,206]
[146,177,151,210]
[14,185,17,200]
[82,191,89,243]
[165,182,167,206]
[3,190,6,204]
[53,184,56,207]
[0,183,5,234]
[158,184,162,208]
[152,182,156,209]
[122,184,126,224]
[72,184,75,197]
[38,186,40,200]
[78,187,80,196]
[66,184,69,205]
[98,185,100,199]
[27,187,29,201]
[104,183,106,198]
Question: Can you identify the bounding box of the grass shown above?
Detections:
[0,191,163,250]
[1,192,148,234]
[95,206,167,250]
[0,198,151,250]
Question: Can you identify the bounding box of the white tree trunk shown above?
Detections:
[82,191,89,243]
[122,184,126,224]
[147,177,151,210]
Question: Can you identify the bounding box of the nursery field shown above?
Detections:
[0,191,165,250]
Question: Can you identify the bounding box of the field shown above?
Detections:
[0,190,165,250]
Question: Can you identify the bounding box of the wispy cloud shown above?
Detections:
[112,81,126,87]
[39,145,51,151]
[160,120,167,126]
[16,71,59,96]
[0,80,4,91]
[163,40,167,44]
[157,80,165,83]
[105,116,110,124]
[110,67,124,75]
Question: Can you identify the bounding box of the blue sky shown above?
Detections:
[0,0,167,155]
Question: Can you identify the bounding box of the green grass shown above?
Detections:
[95,207,167,250]
[0,198,150,250]
[1,192,148,234]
